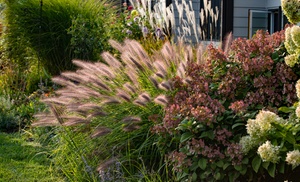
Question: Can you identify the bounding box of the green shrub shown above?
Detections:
[2,0,114,75]
[0,95,19,132]
[0,93,46,132]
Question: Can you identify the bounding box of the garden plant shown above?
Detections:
[1,0,300,181]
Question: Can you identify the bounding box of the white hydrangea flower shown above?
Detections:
[291,26,300,47]
[257,141,280,163]
[246,119,261,137]
[286,150,300,168]
[296,80,300,99]
[285,26,297,55]
[239,136,260,154]
[256,110,279,131]
[246,111,283,138]
[281,0,300,24]
[295,105,300,118]
[285,54,299,67]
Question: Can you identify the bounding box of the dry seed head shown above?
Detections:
[139,92,151,102]
[116,88,131,102]
[92,63,115,79]
[91,127,112,138]
[123,124,141,132]
[52,77,76,87]
[72,60,96,71]
[41,97,70,105]
[153,60,168,76]
[32,113,58,126]
[125,66,139,85]
[122,52,144,71]
[159,80,172,91]
[155,72,165,79]
[61,71,84,83]
[101,97,121,105]
[154,95,169,106]
[101,52,122,69]
[122,116,142,123]
[133,99,147,106]
[78,103,103,111]
[149,76,159,88]
[109,39,124,52]
[61,116,87,126]
[123,82,136,93]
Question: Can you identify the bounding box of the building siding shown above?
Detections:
[233,0,281,38]
[169,0,282,41]
[233,0,267,38]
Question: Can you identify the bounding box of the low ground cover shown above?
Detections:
[0,132,64,182]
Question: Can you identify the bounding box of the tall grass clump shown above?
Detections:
[33,39,195,181]
[2,0,115,75]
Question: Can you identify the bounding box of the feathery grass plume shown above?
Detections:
[116,88,132,102]
[108,39,124,53]
[122,116,142,124]
[223,32,233,55]
[32,113,58,127]
[62,116,87,126]
[91,127,112,138]
[154,95,169,107]
[97,158,117,172]
[34,39,193,128]
[101,52,122,69]
[123,124,141,132]
[33,38,209,180]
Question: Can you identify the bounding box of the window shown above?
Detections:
[248,7,288,38]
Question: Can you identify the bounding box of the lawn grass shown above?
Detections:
[0,132,64,182]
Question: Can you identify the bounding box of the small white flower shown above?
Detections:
[246,119,261,137]
[257,141,280,163]
[256,110,279,132]
[296,80,300,99]
[286,150,300,168]
[239,136,259,154]
[296,106,300,118]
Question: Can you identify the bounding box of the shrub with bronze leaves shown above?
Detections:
[152,30,300,181]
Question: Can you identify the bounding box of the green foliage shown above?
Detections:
[0,95,19,132]
[238,106,300,181]
[2,0,114,75]
[0,93,46,132]
[0,132,64,181]
[152,29,300,181]
[109,2,168,55]
[281,0,300,24]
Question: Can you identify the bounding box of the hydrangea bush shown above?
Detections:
[239,82,300,180]
[152,29,300,181]
[234,1,300,180]
[282,0,300,67]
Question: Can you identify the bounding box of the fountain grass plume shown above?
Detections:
[33,38,204,133]
[32,38,211,178]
